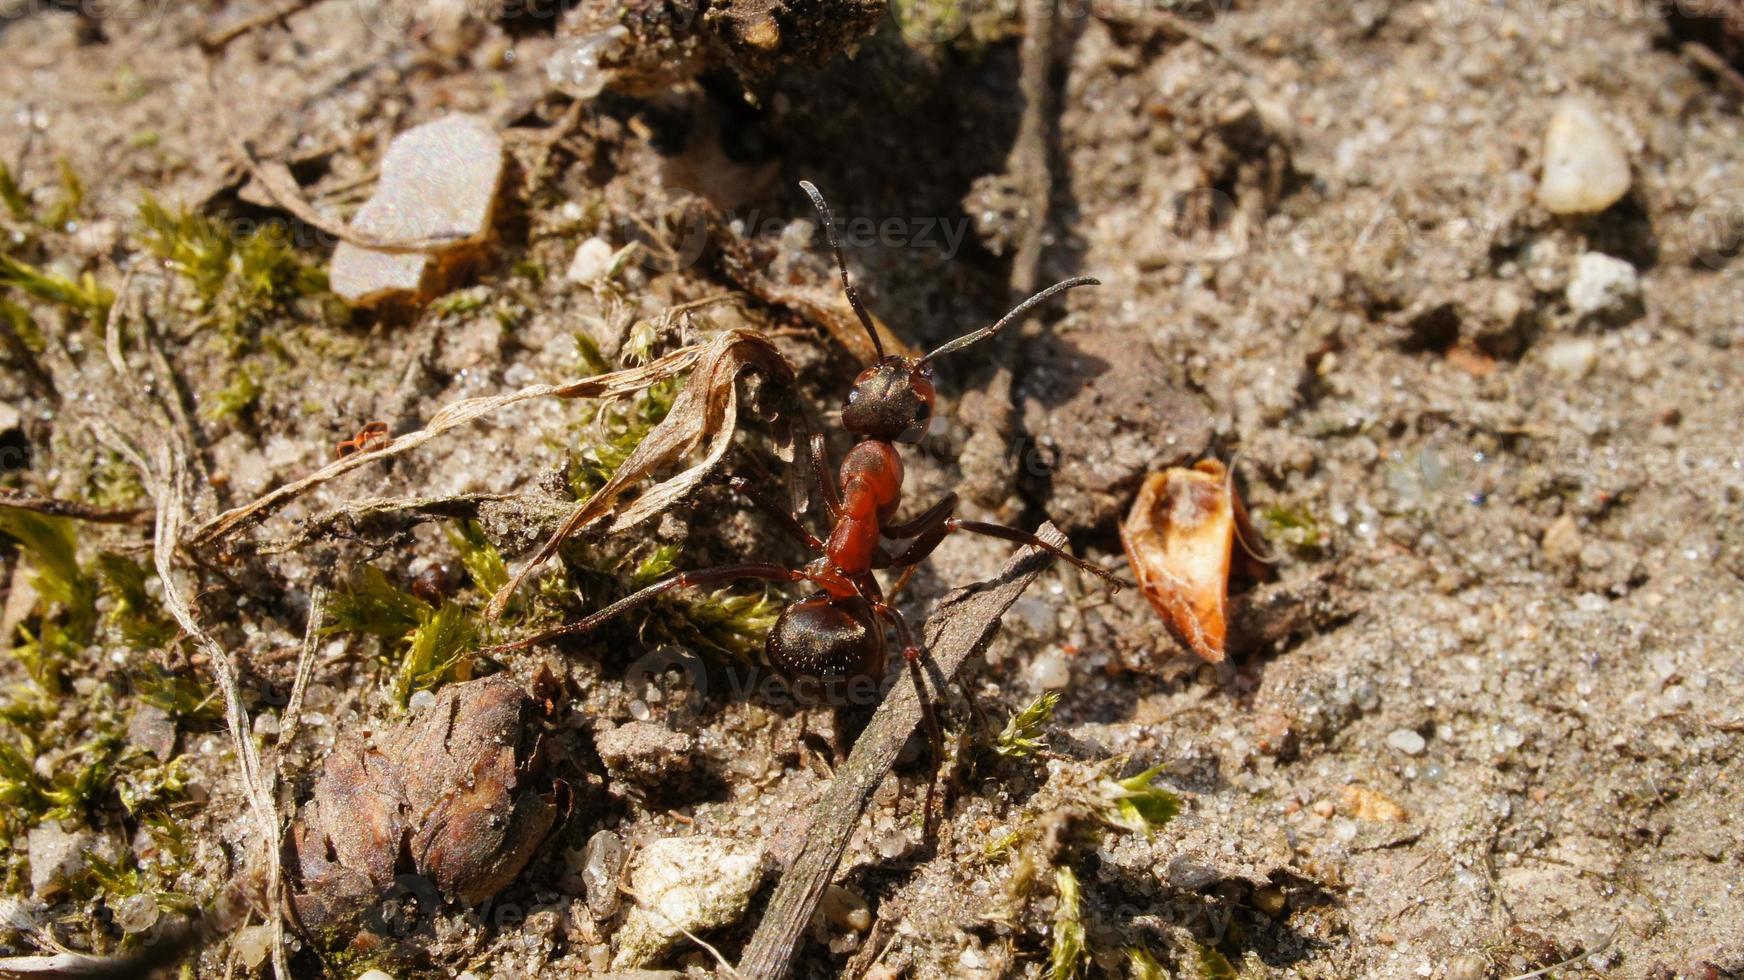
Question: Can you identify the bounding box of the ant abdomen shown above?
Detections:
[767,594,887,684]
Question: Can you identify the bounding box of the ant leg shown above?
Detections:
[883,492,958,539]
[728,476,822,550]
[874,602,946,844]
[888,496,1120,592]
[946,520,1122,591]
[810,433,842,520]
[481,563,803,655]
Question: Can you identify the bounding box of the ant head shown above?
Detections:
[842,356,935,443]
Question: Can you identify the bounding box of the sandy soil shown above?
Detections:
[1,1,1741,978]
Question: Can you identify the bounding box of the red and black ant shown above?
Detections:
[493,182,1118,825]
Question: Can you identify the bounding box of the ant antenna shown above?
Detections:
[918,276,1100,366]
[799,180,884,360]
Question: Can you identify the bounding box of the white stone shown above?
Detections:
[330,114,504,306]
[27,825,91,898]
[1029,647,1071,690]
[1537,98,1631,215]
[1386,728,1427,755]
[233,923,273,968]
[1544,337,1598,378]
[1566,252,1641,323]
[612,836,765,969]
[566,236,616,284]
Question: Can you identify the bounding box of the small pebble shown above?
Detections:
[1253,885,1287,917]
[611,836,765,969]
[1537,97,1631,215]
[1386,728,1427,756]
[1566,252,1642,325]
[233,923,273,968]
[1028,648,1071,690]
[1543,338,1598,379]
[581,829,626,920]
[357,971,397,980]
[113,893,160,934]
[819,884,872,932]
[566,236,616,283]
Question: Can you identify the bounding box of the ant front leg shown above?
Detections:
[872,600,947,845]
[729,476,822,550]
[809,433,842,520]
[887,492,1121,592]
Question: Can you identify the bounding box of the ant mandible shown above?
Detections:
[493,182,1119,826]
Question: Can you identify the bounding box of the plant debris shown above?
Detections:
[1119,459,1268,663]
[286,674,569,935]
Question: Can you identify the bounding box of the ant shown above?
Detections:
[334,420,390,459]
[492,182,1118,828]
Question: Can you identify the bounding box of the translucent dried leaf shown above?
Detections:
[1118,459,1261,662]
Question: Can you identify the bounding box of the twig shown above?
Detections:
[735,525,1068,979]
[1682,40,1744,99]
[198,0,319,51]
[0,490,150,525]
[184,345,707,546]
[200,58,471,254]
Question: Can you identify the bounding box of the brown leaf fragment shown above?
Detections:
[1119,458,1266,662]
[286,675,566,934]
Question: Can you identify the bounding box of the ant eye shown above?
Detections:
[847,387,861,403]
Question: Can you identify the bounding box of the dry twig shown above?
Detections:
[184,344,708,546]
[0,489,150,525]
[735,525,1068,979]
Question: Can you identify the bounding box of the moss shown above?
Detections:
[445,520,510,596]
[1126,946,1170,979]
[0,507,98,692]
[1101,764,1183,837]
[135,197,325,343]
[94,554,178,651]
[1050,865,1086,980]
[328,564,484,707]
[1194,944,1237,980]
[0,163,30,221]
[133,668,220,724]
[0,253,113,327]
[995,691,1060,758]
[1256,504,1322,554]
[201,366,261,422]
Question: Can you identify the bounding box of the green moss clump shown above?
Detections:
[0,254,113,327]
[1050,865,1086,980]
[135,198,325,343]
[995,691,1060,758]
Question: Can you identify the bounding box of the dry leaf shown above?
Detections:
[286,675,568,931]
[1119,458,1265,662]
[487,327,797,620]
